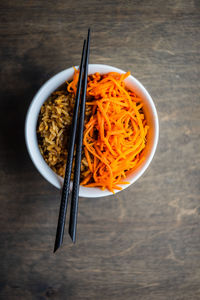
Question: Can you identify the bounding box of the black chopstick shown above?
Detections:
[68,28,91,243]
[54,39,87,253]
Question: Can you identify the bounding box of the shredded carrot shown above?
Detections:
[69,69,149,193]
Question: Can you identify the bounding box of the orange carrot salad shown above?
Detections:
[68,69,149,193]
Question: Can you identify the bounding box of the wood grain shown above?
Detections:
[0,0,200,299]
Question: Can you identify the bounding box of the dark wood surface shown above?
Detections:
[0,0,200,299]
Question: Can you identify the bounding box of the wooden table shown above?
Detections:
[0,1,200,299]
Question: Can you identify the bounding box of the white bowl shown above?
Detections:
[25,64,159,198]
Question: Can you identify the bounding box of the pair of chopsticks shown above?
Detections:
[54,29,90,252]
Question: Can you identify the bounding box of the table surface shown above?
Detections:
[0,0,200,299]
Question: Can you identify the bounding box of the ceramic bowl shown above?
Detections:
[25,64,159,197]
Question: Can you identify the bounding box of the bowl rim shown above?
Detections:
[25,64,159,198]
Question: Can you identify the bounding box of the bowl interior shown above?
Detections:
[25,64,159,198]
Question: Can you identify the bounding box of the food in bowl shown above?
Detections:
[37,68,149,193]
[37,84,92,180]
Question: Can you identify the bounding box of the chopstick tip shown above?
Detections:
[53,239,62,253]
[53,244,59,253]
[69,230,76,244]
